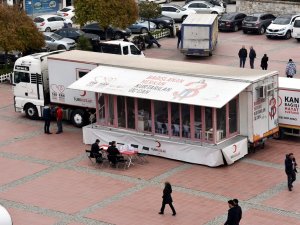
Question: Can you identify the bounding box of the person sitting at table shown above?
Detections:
[91,139,103,163]
[107,141,123,167]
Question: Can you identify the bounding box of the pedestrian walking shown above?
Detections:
[43,105,52,134]
[176,27,182,48]
[249,46,256,69]
[56,106,63,134]
[224,200,239,225]
[233,199,242,224]
[145,32,161,49]
[159,182,176,216]
[261,54,268,70]
[286,59,297,78]
[238,46,247,68]
[285,153,297,191]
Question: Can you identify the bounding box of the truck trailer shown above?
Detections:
[180,14,218,57]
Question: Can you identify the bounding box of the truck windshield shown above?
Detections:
[14,71,30,84]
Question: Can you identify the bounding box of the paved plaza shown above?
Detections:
[1,31,300,225]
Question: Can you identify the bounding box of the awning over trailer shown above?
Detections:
[68,65,250,108]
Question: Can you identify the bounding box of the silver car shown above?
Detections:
[183,1,225,15]
[43,32,76,51]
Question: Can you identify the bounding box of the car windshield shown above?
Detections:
[294,20,300,27]
[221,14,235,20]
[244,16,258,22]
[75,30,85,35]
[273,16,292,25]
[173,5,186,11]
[34,17,44,23]
[50,33,63,40]
[60,8,71,12]
[206,2,214,7]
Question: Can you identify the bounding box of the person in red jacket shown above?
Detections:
[56,106,63,134]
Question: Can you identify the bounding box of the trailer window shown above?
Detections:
[138,99,152,132]
[14,71,30,84]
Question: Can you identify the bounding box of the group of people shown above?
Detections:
[238,46,297,77]
[90,140,124,168]
[43,105,63,134]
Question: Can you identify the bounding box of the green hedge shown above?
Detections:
[0,66,13,75]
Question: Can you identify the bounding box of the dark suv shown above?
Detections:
[242,13,276,34]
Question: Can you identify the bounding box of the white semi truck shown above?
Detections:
[13,51,98,127]
[278,77,300,137]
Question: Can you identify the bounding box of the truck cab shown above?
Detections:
[98,40,145,57]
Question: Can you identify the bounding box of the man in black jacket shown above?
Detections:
[224,200,239,225]
[90,139,102,163]
[238,46,247,68]
[107,141,122,167]
[233,199,242,224]
[249,46,256,69]
[285,153,297,191]
[43,106,52,134]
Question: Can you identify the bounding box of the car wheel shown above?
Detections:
[25,104,39,120]
[211,11,218,14]
[285,30,291,39]
[141,28,148,34]
[157,23,164,29]
[71,109,87,128]
[45,27,51,32]
[243,29,247,34]
[234,25,238,32]
[259,26,265,35]
[182,15,187,21]
[57,45,66,50]
[114,32,122,40]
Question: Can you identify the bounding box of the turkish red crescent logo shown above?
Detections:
[278,96,282,107]
[80,90,86,96]
[155,140,161,148]
[233,144,237,153]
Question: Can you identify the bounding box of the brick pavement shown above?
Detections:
[1,30,300,224]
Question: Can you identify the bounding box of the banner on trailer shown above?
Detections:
[278,89,300,127]
[221,138,248,165]
[83,126,225,167]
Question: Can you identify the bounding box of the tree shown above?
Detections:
[138,2,161,30]
[75,0,138,40]
[76,36,93,51]
[0,5,44,67]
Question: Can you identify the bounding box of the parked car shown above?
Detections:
[292,17,300,41]
[183,1,225,15]
[0,51,22,65]
[34,15,73,32]
[0,204,12,225]
[56,6,75,22]
[128,20,156,33]
[218,12,247,31]
[98,41,145,57]
[81,23,132,40]
[185,0,226,9]
[242,13,276,34]
[43,32,76,50]
[54,28,100,51]
[266,14,300,39]
[143,15,174,29]
[161,4,196,22]
[138,0,171,3]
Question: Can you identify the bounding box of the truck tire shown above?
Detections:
[71,109,87,128]
[25,104,39,120]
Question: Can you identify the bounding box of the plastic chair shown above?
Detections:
[138,146,149,163]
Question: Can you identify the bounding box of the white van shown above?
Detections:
[292,17,300,41]
[98,41,145,57]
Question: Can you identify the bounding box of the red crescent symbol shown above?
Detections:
[155,141,161,148]
[80,91,86,96]
[233,144,237,153]
[278,96,282,107]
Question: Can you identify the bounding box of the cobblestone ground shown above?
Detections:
[0,83,300,225]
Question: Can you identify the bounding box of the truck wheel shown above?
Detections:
[25,104,39,120]
[71,109,87,128]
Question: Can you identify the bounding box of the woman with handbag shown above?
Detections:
[159,182,176,216]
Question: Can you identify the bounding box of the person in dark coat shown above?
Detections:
[176,28,182,48]
[238,46,247,68]
[91,139,103,163]
[159,182,176,216]
[43,106,52,134]
[285,153,297,191]
[261,54,269,70]
[224,200,239,225]
[249,46,256,69]
[107,141,122,167]
[145,32,161,48]
[233,199,242,224]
